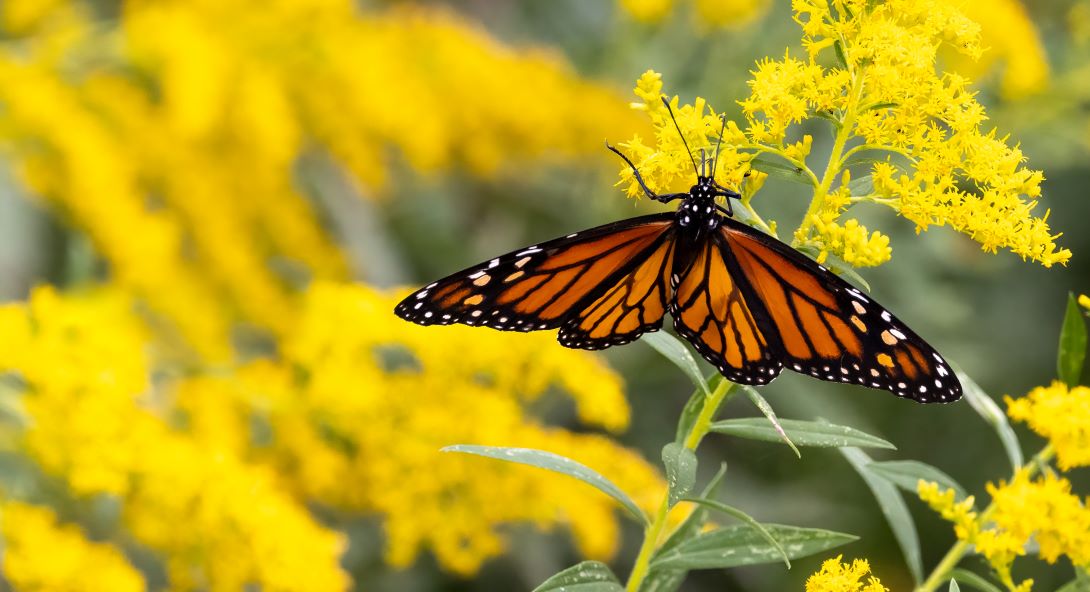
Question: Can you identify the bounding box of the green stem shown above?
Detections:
[625,380,736,592]
[913,445,1055,592]
[793,71,865,246]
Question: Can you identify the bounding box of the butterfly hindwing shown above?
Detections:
[557,230,676,350]
[669,235,784,385]
[719,217,961,403]
[394,214,675,334]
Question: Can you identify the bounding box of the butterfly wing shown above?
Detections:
[718,217,962,403]
[670,234,784,385]
[557,229,676,350]
[395,214,675,338]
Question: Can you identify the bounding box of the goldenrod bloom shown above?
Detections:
[618,0,771,28]
[617,1,1070,269]
[1006,382,1090,470]
[1,502,146,592]
[805,554,889,592]
[945,0,1049,100]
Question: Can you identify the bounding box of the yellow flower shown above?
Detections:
[1079,294,1090,311]
[617,0,771,28]
[805,554,889,592]
[989,471,1090,568]
[1,502,146,592]
[1006,381,1090,470]
[0,287,350,591]
[617,1,1070,269]
[0,0,647,360]
[944,0,1049,100]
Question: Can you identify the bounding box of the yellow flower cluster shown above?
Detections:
[0,287,350,591]
[616,1,1069,269]
[221,282,663,575]
[617,0,771,29]
[0,0,644,359]
[805,554,889,592]
[0,283,663,581]
[1,502,146,592]
[944,0,1049,100]
[1006,381,1090,471]
[921,470,1090,589]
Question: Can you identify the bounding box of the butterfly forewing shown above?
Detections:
[719,218,961,403]
[394,214,674,332]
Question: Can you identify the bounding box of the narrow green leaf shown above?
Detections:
[643,332,709,397]
[861,101,899,112]
[958,371,1024,470]
[650,524,856,571]
[642,464,728,592]
[656,463,728,556]
[841,447,923,583]
[833,39,849,69]
[840,147,902,171]
[662,443,697,508]
[676,377,722,443]
[680,497,790,568]
[948,568,1005,592]
[532,561,623,592]
[845,174,873,197]
[443,445,647,524]
[710,417,894,450]
[867,460,967,500]
[949,579,961,592]
[750,153,813,186]
[1059,292,1088,388]
[740,386,801,458]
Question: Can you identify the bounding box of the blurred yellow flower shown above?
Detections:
[0,287,350,591]
[0,0,646,360]
[617,1,1070,269]
[1080,294,1090,310]
[805,554,889,592]
[618,0,771,28]
[945,0,1049,100]
[1006,381,1090,470]
[1,502,146,592]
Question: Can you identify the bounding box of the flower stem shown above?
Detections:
[625,379,736,592]
[913,445,1055,592]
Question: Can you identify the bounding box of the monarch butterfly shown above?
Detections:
[395,99,962,403]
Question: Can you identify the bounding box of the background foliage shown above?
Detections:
[0,0,1088,590]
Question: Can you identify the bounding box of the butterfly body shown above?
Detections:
[395,122,962,403]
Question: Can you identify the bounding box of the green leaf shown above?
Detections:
[643,332,709,397]
[750,153,813,186]
[841,447,923,583]
[740,386,801,458]
[866,460,967,500]
[959,371,1024,471]
[650,524,856,571]
[532,561,623,592]
[861,101,899,112]
[642,464,728,592]
[675,379,717,443]
[710,417,894,450]
[840,147,903,171]
[1059,292,1088,388]
[443,445,647,524]
[845,174,873,197]
[680,498,790,568]
[949,579,961,592]
[948,568,1005,592]
[662,443,697,508]
[833,39,849,69]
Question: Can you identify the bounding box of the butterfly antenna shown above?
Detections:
[660,96,700,177]
[710,113,728,178]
